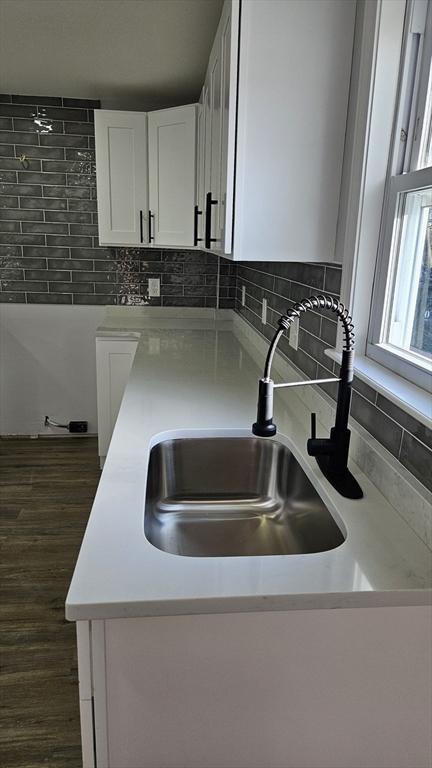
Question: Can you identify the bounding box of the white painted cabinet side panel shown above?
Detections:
[91,620,109,768]
[79,699,95,768]
[103,608,432,768]
[219,0,239,255]
[233,0,355,262]
[95,110,148,246]
[96,338,138,462]
[76,621,92,701]
[76,622,95,768]
[148,105,196,246]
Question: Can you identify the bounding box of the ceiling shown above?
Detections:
[0,0,223,110]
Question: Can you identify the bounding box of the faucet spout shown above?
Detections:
[251,294,363,500]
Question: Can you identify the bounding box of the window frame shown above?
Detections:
[367,0,432,390]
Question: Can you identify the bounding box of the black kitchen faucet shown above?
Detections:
[252,294,363,500]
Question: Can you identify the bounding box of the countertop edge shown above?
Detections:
[66,588,432,622]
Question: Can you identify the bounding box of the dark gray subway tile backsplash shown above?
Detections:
[0,93,235,309]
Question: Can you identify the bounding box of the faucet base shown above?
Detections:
[252,420,277,437]
[316,455,363,500]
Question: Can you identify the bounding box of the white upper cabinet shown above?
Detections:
[94,0,356,261]
[148,105,196,247]
[95,106,196,249]
[95,110,148,247]
[201,0,356,262]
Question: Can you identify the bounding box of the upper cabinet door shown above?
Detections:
[196,89,207,247]
[94,110,148,246]
[148,105,196,247]
[208,31,223,245]
[202,0,239,256]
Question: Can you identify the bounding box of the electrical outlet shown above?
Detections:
[148,278,160,298]
[289,317,299,350]
[262,298,267,325]
[241,285,246,306]
[149,336,161,355]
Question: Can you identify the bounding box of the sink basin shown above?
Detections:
[144,437,345,557]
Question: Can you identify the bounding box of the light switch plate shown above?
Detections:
[289,317,299,349]
[148,278,160,298]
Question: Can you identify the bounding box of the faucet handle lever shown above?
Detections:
[310,412,316,440]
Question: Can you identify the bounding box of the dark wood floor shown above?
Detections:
[0,437,100,768]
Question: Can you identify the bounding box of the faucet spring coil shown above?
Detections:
[278,294,355,351]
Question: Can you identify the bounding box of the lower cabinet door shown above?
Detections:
[96,338,138,465]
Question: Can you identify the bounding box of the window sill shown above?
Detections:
[325,348,432,429]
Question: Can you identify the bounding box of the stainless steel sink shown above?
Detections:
[144,437,345,557]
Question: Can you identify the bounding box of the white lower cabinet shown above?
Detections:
[76,606,431,768]
[95,336,138,466]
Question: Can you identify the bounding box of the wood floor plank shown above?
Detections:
[0,436,99,768]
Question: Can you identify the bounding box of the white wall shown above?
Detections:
[0,304,105,435]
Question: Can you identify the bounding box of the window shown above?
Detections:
[368,0,432,390]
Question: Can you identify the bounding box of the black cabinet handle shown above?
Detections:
[194,205,203,246]
[205,192,218,249]
[148,210,154,243]
[139,210,143,243]
[311,412,316,440]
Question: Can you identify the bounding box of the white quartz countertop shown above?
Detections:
[66,308,432,620]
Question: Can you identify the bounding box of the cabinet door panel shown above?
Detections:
[209,42,223,243]
[96,338,138,464]
[148,106,196,247]
[202,0,239,256]
[196,93,206,245]
[219,2,239,255]
[203,81,212,227]
[95,111,148,246]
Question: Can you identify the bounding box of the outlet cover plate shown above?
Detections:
[148,278,160,298]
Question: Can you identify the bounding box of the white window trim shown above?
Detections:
[368,0,432,389]
[333,0,432,425]
[368,167,432,391]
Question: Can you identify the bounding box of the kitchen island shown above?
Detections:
[66,307,432,768]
